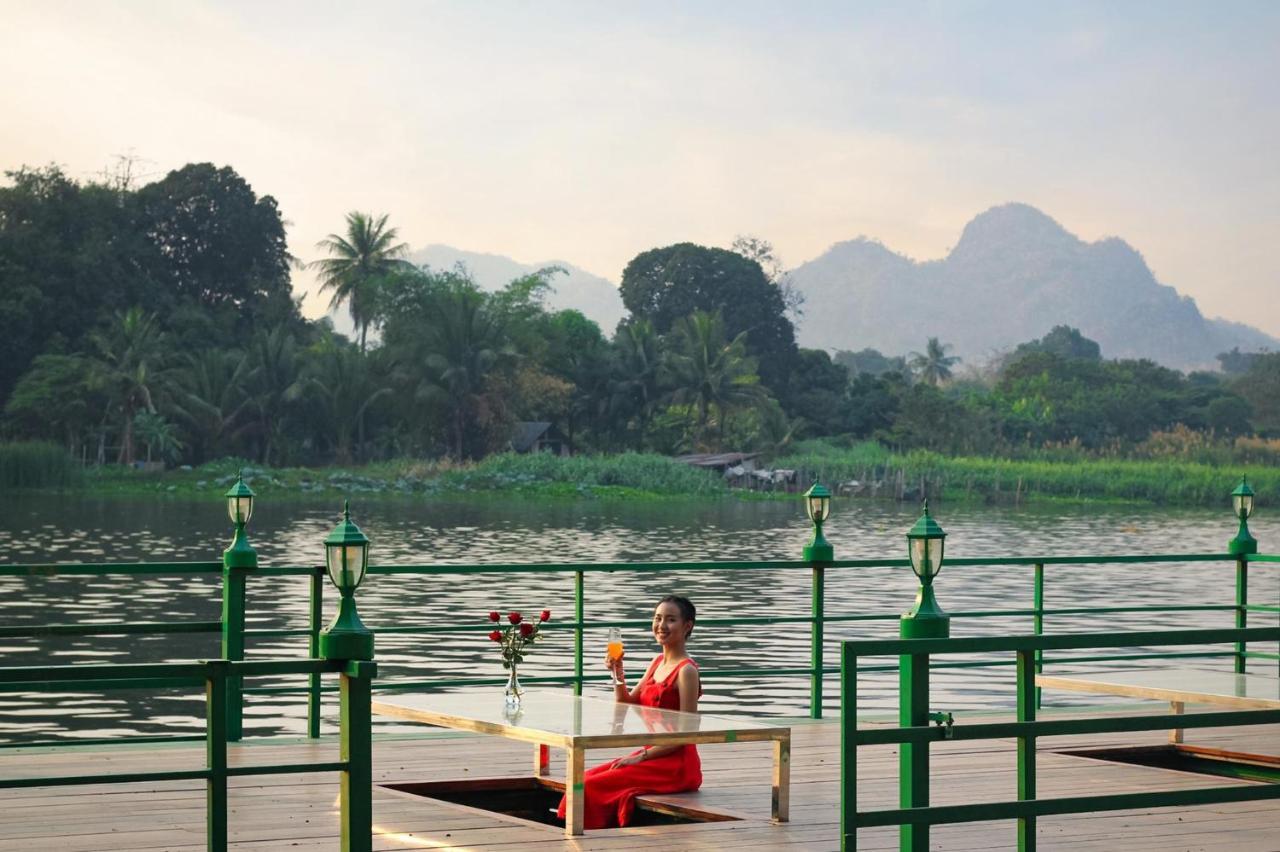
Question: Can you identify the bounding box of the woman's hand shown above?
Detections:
[604,651,625,684]
[611,750,646,768]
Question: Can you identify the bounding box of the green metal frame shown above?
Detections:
[2,547,1276,740]
[840,626,1280,852]
[0,656,376,852]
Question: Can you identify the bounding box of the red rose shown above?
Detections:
[519,622,535,637]
[488,611,500,622]
[488,630,502,642]
[540,610,551,622]
[508,612,522,624]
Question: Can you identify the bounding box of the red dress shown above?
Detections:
[556,657,702,829]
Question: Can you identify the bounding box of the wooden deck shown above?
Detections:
[1,710,1278,851]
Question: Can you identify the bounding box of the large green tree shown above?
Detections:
[310,212,414,351]
[137,163,295,314]
[620,243,797,392]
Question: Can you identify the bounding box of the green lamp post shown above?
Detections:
[223,472,257,569]
[320,501,375,661]
[220,471,256,741]
[802,482,834,562]
[1228,476,1257,555]
[901,500,950,640]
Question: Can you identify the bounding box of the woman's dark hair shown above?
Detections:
[658,594,696,623]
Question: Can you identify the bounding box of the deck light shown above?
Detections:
[320,500,374,660]
[1229,476,1257,555]
[901,500,950,639]
[802,482,833,561]
[222,471,257,569]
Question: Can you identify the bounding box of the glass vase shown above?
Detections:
[504,665,523,708]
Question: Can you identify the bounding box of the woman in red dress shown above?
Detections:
[556,595,702,829]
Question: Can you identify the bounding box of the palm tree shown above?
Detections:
[393,277,518,459]
[87,308,172,464]
[608,319,662,443]
[908,337,961,386]
[310,212,414,351]
[244,324,306,465]
[660,310,769,450]
[170,349,257,462]
[299,337,393,463]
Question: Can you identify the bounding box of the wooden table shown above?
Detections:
[372,689,791,836]
[1036,668,1280,744]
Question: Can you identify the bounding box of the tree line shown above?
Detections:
[1,162,1277,468]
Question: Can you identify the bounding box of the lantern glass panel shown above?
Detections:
[910,538,944,579]
[1234,493,1254,519]
[807,496,830,523]
[327,543,368,590]
[227,495,253,525]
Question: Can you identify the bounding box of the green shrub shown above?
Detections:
[440,452,727,495]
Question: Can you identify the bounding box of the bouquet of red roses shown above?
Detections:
[488,609,551,669]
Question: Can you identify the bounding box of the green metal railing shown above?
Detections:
[0,656,376,852]
[839,626,1280,852]
[2,546,1277,744]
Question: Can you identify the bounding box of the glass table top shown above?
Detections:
[372,689,780,738]
[1038,668,1280,705]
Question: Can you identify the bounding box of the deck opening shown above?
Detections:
[1058,745,1280,784]
[379,777,742,828]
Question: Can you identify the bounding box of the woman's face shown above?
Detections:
[652,601,692,647]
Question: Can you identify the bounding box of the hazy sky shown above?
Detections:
[3,1,1278,336]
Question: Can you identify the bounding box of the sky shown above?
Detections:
[2,1,1278,336]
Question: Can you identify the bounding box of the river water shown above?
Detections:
[1,492,1275,743]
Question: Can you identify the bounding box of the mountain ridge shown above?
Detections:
[788,203,1276,370]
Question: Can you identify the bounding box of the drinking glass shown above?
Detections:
[606,627,625,684]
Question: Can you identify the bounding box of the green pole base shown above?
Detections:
[320,629,375,662]
[803,543,834,562]
[1228,536,1258,555]
[900,614,950,639]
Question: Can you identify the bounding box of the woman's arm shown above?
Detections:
[615,664,700,765]
[612,655,658,705]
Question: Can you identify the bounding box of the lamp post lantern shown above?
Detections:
[320,501,374,661]
[1228,476,1257,555]
[223,471,257,569]
[901,500,949,640]
[802,482,834,562]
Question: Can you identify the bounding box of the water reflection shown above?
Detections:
[1,493,1275,742]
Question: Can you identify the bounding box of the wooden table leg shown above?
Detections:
[564,747,585,836]
[772,732,791,823]
[1169,701,1184,744]
[534,743,550,777]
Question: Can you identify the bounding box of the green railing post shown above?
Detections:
[574,569,584,697]
[220,566,247,741]
[811,563,825,719]
[340,660,375,852]
[308,565,324,738]
[1033,562,1044,709]
[205,659,229,852]
[899,647,930,852]
[840,642,858,852]
[1235,557,1248,674]
[1016,649,1037,852]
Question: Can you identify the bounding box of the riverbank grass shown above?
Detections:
[771,440,1276,507]
[0,442,83,489]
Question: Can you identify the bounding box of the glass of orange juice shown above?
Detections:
[606,627,624,684]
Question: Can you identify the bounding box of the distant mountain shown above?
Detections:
[409,244,625,333]
[788,204,1277,371]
